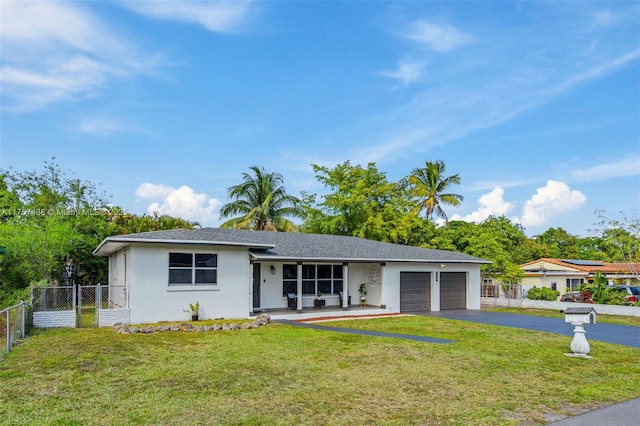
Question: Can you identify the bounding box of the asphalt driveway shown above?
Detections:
[418,310,640,348]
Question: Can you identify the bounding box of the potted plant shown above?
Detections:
[314,291,325,308]
[184,301,200,321]
[358,283,367,303]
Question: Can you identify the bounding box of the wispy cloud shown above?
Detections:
[571,158,640,182]
[120,0,255,33]
[544,48,640,98]
[77,116,155,137]
[404,20,474,52]
[378,60,426,86]
[345,5,640,166]
[0,0,163,112]
[466,179,536,192]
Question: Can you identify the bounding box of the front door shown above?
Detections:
[253,263,261,309]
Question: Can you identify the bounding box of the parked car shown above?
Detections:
[606,285,640,304]
[560,291,582,302]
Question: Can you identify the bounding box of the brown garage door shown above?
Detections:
[440,272,466,310]
[400,272,431,312]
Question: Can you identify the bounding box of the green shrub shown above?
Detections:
[525,286,560,301]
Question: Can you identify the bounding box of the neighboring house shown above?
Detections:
[93,228,490,324]
[519,258,640,295]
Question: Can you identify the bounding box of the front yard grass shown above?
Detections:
[1,316,639,425]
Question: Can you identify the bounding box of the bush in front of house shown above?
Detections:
[525,286,560,301]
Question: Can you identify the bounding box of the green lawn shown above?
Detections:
[1,316,639,425]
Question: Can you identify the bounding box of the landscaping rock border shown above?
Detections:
[113,314,271,335]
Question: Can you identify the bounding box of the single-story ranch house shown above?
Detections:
[520,258,640,294]
[93,228,490,324]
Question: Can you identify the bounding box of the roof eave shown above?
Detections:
[249,253,491,264]
[93,237,275,257]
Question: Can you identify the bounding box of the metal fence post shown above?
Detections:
[96,285,101,327]
[71,285,82,327]
[5,309,10,354]
[21,301,26,338]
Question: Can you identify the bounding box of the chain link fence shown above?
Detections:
[1,302,28,357]
[32,286,74,312]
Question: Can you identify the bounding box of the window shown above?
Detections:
[169,253,217,286]
[282,264,297,296]
[551,282,557,291]
[566,278,583,292]
[282,264,343,296]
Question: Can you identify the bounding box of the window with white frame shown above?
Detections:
[566,278,583,292]
[282,264,343,296]
[169,253,217,286]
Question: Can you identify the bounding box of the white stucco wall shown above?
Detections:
[126,244,252,323]
[256,261,481,312]
[382,262,482,311]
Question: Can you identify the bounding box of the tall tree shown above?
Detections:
[300,161,426,243]
[534,227,578,259]
[219,166,302,232]
[409,160,463,225]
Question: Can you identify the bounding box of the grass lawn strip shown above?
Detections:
[485,307,640,327]
[0,316,638,425]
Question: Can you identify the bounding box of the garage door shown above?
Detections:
[440,272,466,310]
[400,272,431,312]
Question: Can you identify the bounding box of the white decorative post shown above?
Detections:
[564,307,597,359]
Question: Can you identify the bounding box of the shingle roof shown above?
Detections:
[519,258,640,274]
[94,227,489,264]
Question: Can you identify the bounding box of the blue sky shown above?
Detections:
[1,0,639,237]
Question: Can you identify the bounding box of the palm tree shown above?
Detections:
[219,166,303,232]
[409,160,463,225]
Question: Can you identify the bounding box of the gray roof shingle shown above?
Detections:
[94,227,489,264]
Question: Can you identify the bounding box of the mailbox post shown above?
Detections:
[564,307,597,358]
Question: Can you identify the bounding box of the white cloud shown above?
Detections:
[0,0,161,111]
[135,183,221,226]
[450,187,515,223]
[378,60,425,86]
[404,20,474,52]
[120,0,254,33]
[518,181,587,228]
[571,157,640,182]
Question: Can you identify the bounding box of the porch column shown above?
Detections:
[296,262,303,313]
[380,262,386,309]
[342,262,349,310]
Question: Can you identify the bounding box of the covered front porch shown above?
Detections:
[251,261,383,315]
[250,305,398,321]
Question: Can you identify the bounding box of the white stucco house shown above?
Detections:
[93,228,489,324]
